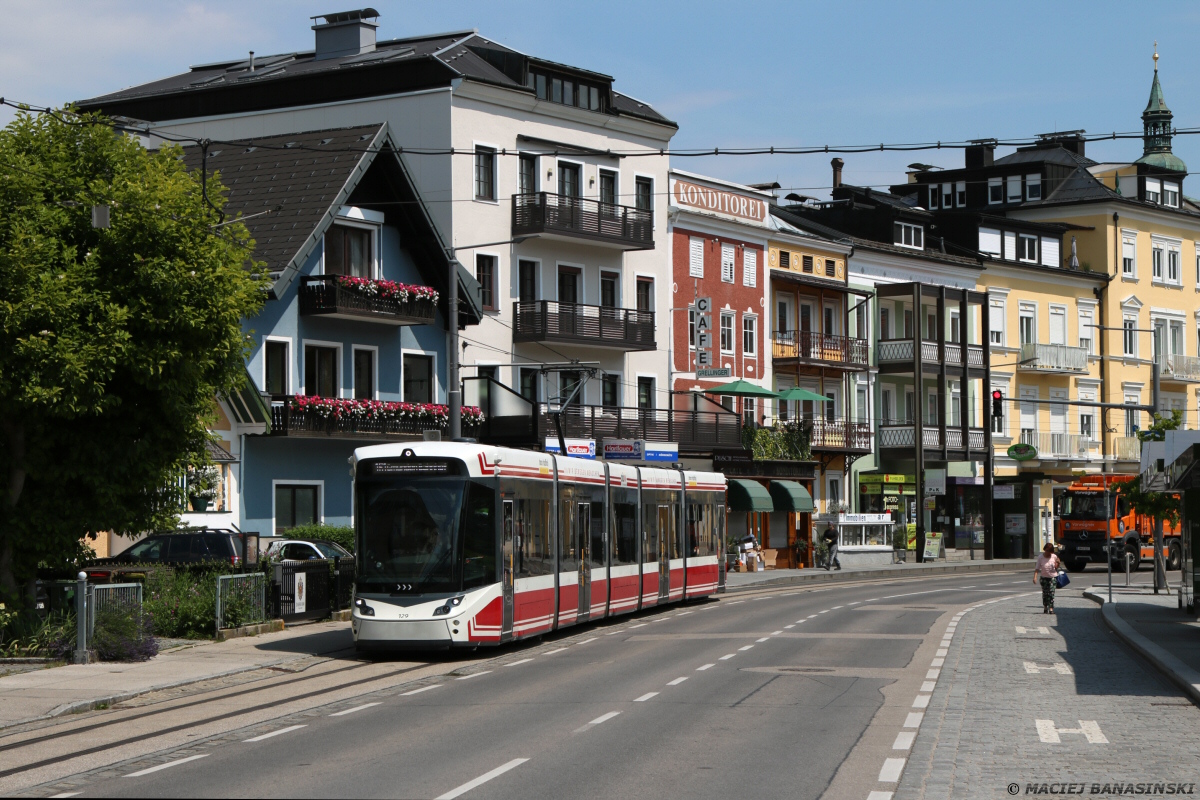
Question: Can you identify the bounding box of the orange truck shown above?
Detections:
[1055,474,1182,572]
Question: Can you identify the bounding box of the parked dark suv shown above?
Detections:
[94,529,259,575]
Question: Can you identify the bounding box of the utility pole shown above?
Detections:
[448,257,461,440]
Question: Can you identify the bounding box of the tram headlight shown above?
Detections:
[353,597,375,617]
[433,596,464,616]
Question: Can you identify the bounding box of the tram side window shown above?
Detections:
[643,503,659,561]
[589,500,606,567]
[462,482,496,590]
[516,497,552,577]
[687,502,712,557]
[612,501,638,565]
[662,505,679,560]
[560,499,578,572]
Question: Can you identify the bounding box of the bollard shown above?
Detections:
[74,571,89,664]
[1125,552,1132,586]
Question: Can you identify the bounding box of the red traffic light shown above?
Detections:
[992,390,1003,401]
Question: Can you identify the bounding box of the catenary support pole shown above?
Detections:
[448,258,461,441]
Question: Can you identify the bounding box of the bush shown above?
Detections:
[282,524,355,554]
[0,610,75,659]
[144,569,220,639]
[92,606,158,662]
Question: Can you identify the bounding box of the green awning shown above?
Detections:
[776,387,832,403]
[768,480,814,512]
[727,479,774,512]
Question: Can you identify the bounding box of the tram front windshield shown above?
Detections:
[356,459,494,594]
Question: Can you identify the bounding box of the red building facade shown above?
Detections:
[668,171,773,425]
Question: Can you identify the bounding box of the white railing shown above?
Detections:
[1018,343,1089,373]
[1114,437,1141,461]
[1018,430,1093,459]
[1159,354,1200,382]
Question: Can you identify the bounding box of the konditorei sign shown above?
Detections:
[672,178,769,224]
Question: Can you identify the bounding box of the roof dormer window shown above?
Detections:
[1026,174,1042,200]
[893,221,924,250]
[1145,177,1161,204]
[1164,182,1180,207]
[527,68,607,112]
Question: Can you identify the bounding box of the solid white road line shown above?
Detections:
[330,702,381,717]
[904,712,924,728]
[667,677,688,686]
[124,754,210,778]
[879,757,906,782]
[589,711,621,725]
[457,670,493,680]
[719,654,736,660]
[435,758,529,800]
[544,648,568,655]
[697,663,715,671]
[893,731,916,750]
[402,685,440,696]
[738,645,754,651]
[505,658,534,667]
[634,692,659,702]
[577,637,598,644]
[244,724,306,743]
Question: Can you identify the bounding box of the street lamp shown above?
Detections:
[444,236,529,440]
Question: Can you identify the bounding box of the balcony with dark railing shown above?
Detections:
[268,396,479,441]
[878,422,987,455]
[511,192,653,249]
[807,419,873,452]
[876,337,986,373]
[513,301,655,350]
[772,331,869,369]
[534,403,741,454]
[298,276,439,326]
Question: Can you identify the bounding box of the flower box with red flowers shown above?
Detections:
[273,396,483,439]
[298,275,439,325]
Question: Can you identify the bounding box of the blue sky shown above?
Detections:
[2,1,1198,198]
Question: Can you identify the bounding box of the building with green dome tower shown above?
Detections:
[1134,46,1188,180]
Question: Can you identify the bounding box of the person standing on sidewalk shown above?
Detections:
[1034,543,1062,614]
[822,527,841,571]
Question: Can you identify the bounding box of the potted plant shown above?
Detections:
[187,465,220,512]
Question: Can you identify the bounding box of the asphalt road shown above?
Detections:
[6,569,1076,800]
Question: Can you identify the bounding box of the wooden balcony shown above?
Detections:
[772,331,869,370]
[298,276,438,326]
[513,301,655,351]
[511,192,653,250]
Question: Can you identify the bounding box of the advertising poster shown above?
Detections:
[295,572,307,614]
[923,531,943,560]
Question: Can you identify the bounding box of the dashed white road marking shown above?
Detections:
[770,630,783,635]
[402,685,440,696]
[831,606,843,610]
[738,645,754,651]
[634,692,659,702]
[1015,626,1050,635]
[935,649,948,657]
[893,731,916,750]
[629,624,648,630]
[878,757,906,782]
[505,658,534,667]
[456,670,492,680]
[544,647,569,655]
[920,681,936,692]
[719,654,736,660]
[1036,719,1108,744]
[49,793,82,798]
[124,754,210,778]
[244,724,306,743]
[784,624,795,629]
[818,610,829,614]
[1024,661,1073,675]
[588,711,621,725]
[435,758,529,800]
[696,663,715,671]
[667,677,688,686]
[912,695,931,709]
[926,669,940,680]
[867,792,894,800]
[676,611,693,616]
[930,658,944,667]
[726,601,744,606]
[756,637,770,643]
[904,712,924,728]
[329,702,381,717]
[577,637,598,644]
[848,601,861,605]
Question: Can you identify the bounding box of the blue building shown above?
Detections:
[178,123,481,540]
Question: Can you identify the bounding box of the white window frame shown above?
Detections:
[1026,173,1042,200]
[351,344,379,400]
[1122,231,1137,279]
[988,177,1003,205]
[720,311,735,354]
[1047,304,1067,346]
[1168,246,1182,285]
[720,243,735,284]
[1152,244,1164,280]
[401,348,440,404]
[978,226,1002,256]
[688,236,704,278]
[1078,306,1095,354]
[955,181,966,207]
[989,298,1006,346]
[1006,175,1022,203]
[742,314,757,358]
[1018,233,1038,263]
[941,183,953,208]
[893,221,924,250]
[324,215,382,280]
[301,338,345,398]
[472,141,500,204]
[262,335,294,395]
[1164,182,1180,207]
[1018,302,1036,346]
[1145,177,1162,204]
[272,479,324,532]
[1122,315,1138,357]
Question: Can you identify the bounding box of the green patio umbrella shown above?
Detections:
[775,386,832,402]
[701,380,781,398]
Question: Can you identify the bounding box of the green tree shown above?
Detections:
[1120,410,1184,592]
[0,109,266,603]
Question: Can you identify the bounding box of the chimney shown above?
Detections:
[311,8,380,61]
[831,158,844,189]
[965,140,996,169]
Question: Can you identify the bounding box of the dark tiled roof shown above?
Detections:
[994,146,1098,168]
[770,205,855,242]
[181,124,384,281]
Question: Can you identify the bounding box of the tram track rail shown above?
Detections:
[0,660,431,780]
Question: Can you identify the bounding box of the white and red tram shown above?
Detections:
[350,442,727,650]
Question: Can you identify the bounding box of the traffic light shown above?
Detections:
[991,390,1003,420]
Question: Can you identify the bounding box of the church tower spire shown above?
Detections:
[1136,43,1186,172]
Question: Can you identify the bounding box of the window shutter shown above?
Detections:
[743,248,757,287]
[689,237,704,278]
[1049,308,1066,345]
[1040,236,1060,268]
[1003,231,1017,260]
[721,244,735,282]
[978,227,1001,255]
[989,303,1004,337]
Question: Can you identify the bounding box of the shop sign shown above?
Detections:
[923,531,943,560]
[1007,442,1038,461]
[993,484,1016,500]
[860,483,882,495]
[544,437,596,459]
[924,497,937,510]
[838,513,892,524]
[906,523,917,549]
[294,572,307,614]
[697,368,731,378]
[859,473,913,485]
[672,179,769,223]
[712,448,754,465]
[925,468,946,496]
[695,297,714,368]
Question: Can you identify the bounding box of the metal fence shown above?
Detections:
[331,557,355,612]
[271,561,332,623]
[87,583,143,639]
[216,573,268,632]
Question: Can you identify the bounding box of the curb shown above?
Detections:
[1084,588,1200,707]
[216,620,286,641]
[722,560,1027,594]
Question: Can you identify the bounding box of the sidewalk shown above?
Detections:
[724,557,1029,592]
[0,619,353,729]
[1083,584,1200,705]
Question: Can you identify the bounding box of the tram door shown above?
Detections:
[576,503,591,622]
[501,500,515,637]
[657,505,671,601]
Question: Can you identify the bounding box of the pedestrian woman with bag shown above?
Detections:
[1034,543,1062,614]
